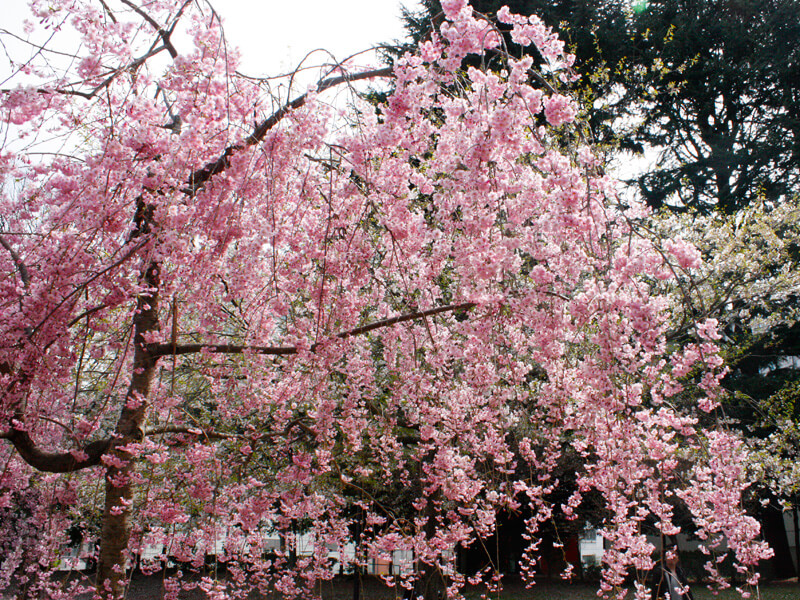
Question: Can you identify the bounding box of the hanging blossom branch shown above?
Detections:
[29,237,151,339]
[183,66,394,196]
[150,302,476,357]
[2,1,186,99]
[1,303,475,473]
[0,59,392,484]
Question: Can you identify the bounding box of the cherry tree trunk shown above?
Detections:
[96,261,160,599]
[97,459,136,598]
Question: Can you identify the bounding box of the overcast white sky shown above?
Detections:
[3,0,419,80]
[220,0,417,75]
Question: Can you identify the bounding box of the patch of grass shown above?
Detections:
[694,584,800,600]
[459,581,800,600]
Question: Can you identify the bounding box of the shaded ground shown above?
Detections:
[11,573,799,600]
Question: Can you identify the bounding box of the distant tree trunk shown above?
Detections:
[761,497,796,580]
[793,496,800,578]
[352,565,361,600]
[418,499,446,600]
[415,561,446,600]
[352,514,361,600]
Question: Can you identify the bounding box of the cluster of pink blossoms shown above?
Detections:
[0,1,773,599]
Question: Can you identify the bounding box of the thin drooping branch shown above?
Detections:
[150,302,476,358]
[183,66,393,196]
[29,237,150,339]
[145,416,312,441]
[119,0,179,58]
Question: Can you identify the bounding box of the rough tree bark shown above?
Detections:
[96,259,161,598]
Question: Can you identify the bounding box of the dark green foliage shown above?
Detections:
[403,0,800,214]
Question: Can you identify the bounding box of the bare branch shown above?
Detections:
[150,302,476,357]
[68,303,110,328]
[144,425,241,440]
[150,342,296,357]
[336,301,475,340]
[120,0,178,58]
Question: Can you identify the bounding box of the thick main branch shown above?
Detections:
[0,233,31,288]
[1,428,111,473]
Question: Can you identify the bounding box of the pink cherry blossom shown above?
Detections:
[0,2,772,600]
